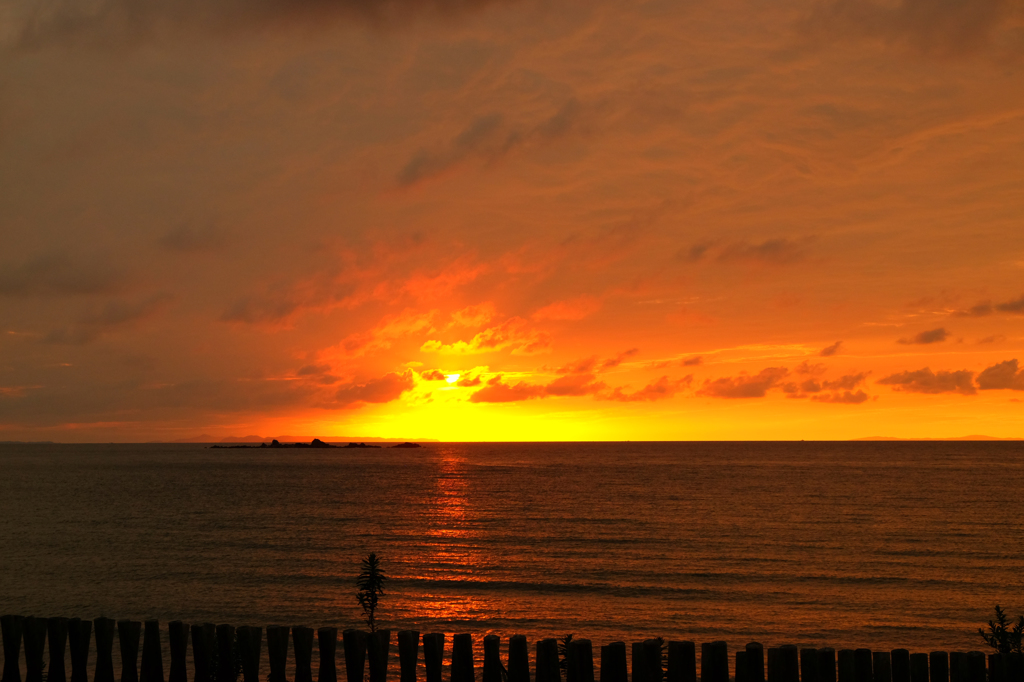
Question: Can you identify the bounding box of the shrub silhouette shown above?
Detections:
[356,552,387,633]
[979,605,1024,654]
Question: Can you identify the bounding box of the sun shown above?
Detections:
[445,374,460,384]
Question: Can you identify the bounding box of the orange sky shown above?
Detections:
[1,0,1023,441]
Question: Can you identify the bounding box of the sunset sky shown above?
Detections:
[2,0,1023,441]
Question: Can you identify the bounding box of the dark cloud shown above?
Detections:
[12,0,517,48]
[897,327,949,345]
[955,301,994,317]
[334,371,414,408]
[977,335,1005,344]
[605,375,691,402]
[698,367,789,399]
[159,225,228,254]
[681,355,702,367]
[421,369,447,381]
[795,360,827,375]
[397,100,580,186]
[456,374,482,387]
[296,364,339,384]
[819,341,842,357]
[0,253,130,297]
[44,293,173,345]
[877,367,976,395]
[803,0,1020,57]
[996,295,1024,314]
[976,359,1024,390]
[557,356,598,375]
[811,390,870,404]
[717,238,808,265]
[545,373,607,397]
[680,243,713,262]
[468,379,546,403]
[600,348,639,371]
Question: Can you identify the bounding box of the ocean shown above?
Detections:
[1,441,1022,672]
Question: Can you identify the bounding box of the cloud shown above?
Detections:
[421,317,550,355]
[717,238,809,265]
[782,372,869,401]
[10,0,517,48]
[557,357,598,375]
[533,295,602,321]
[0,253,129,297]
[334,371,414,408]
[456,374,482,387]
[976,359,1024,390]
[698,367,790,398]
[820,341,842,357]
[877,367,977,395]
[795,360,827,375]
[421,369,447,381]
[545,373,607,397]
[803,0,1021,57]
[604,375,691,402]
[977,335,1005,344]
[681,355,703,366]
[823,372,869,390]
[897,327,949,345]
[44,293,173,344]
[996,295,1024,314]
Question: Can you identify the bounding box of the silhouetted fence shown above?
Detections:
[2,616,1023,682]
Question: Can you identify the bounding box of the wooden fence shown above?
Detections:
[2,616,1023,682]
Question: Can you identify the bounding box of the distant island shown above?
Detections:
[211,439,423,449]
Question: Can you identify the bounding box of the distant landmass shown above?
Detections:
[854,435,1023,441]
[211,438,423,449]
[171,434,439,443]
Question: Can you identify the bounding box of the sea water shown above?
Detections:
[1,441,1022,668]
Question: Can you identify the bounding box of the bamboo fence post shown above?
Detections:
[989,655,1005,682]
[747,645,765,682]
[950,654,964,682]
[190,625,215,682]
[238,627,263,682]
[168,622,188,682]
[632,643,648,682]
[342,630,367,682]
[602,643,627,682]
[768,649,781,682]
[69,619,92,682]
[536,639,560,682]
[964,654,984,682]
[94,617,117,682]
[838,651,856,682]
[891,652,910,682]
[118,621,142,682]
[215,626,236,682]
[667,642,695,682]
[451,634,474,682]
[737,651,749,682]
[49,617,70,682]
[1,615,24,682]
[25,616,49,682]
[293,627,315,682]
[873,652,892,682]
[398,631,420,682]
[1006,654,1023,682]
[819,650,837,682]
[781,646,799,682]
[929,653,948,682]
[368,630,391,682]
[802,650,820,682]
[854,650,873,682]
[642,641,661,682]
[317,628,338,682]
[141,621,164,682]
[571,640,594,682]
[266,627,290,682]
[509,636,530,682]
[701,641,728,682]
[422,634,445,682]
[483,635,502,682]
[909,653,928,682]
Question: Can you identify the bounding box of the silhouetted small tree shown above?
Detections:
[558,635,574,676]
[979,605,1024,654]
[356,552,387,633]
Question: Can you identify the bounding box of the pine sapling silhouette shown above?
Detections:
[980,605,1024,654]
[356,553,387,633]
[558,634,574,677]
